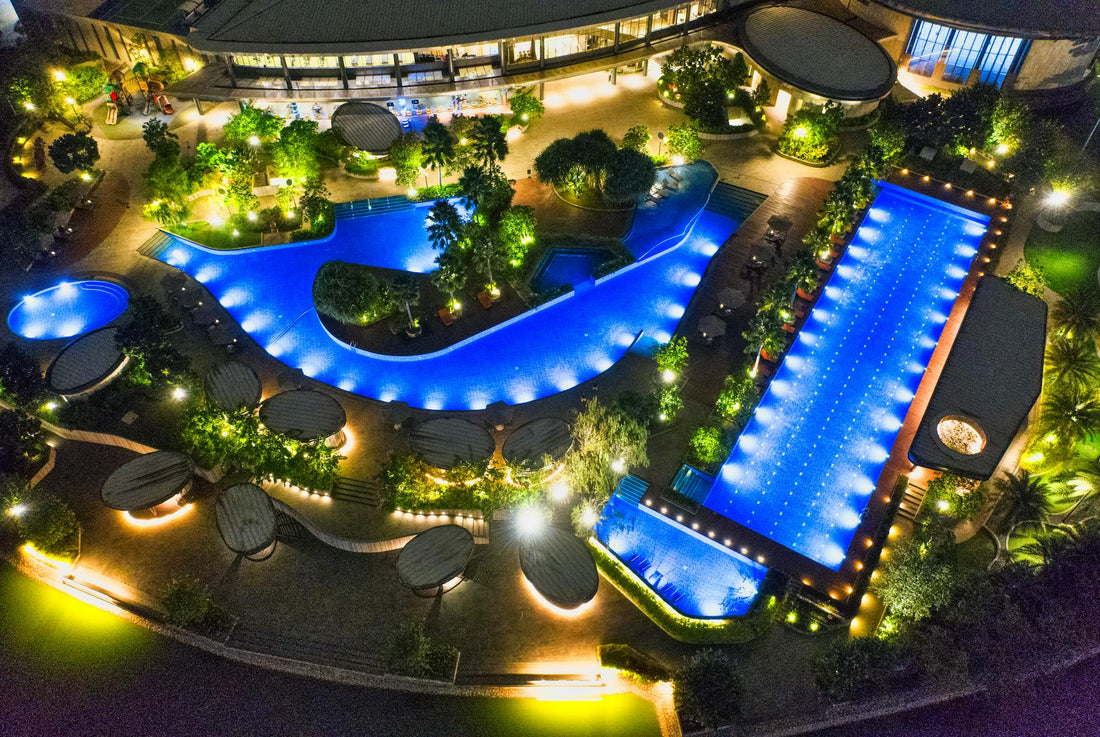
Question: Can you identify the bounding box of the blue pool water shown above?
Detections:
[530,248,612,293]
[7,280,129,340]
[596,495,767,618]
[158,162,747,410]
[703,183,988,570]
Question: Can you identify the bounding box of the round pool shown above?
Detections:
[7,280,129,340]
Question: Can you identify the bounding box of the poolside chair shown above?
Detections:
[668,170,683,182]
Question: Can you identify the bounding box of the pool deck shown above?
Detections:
[634,184,1007,603]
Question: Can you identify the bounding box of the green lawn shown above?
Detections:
[170,222,264,250]
[1024,209,1100,295]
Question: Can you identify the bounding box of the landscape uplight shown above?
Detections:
[793,126,808,139]
[550,481,570,502]
[1046,188,1071,209]
[64,96,75,106]
[611,458,626,474]
[8,504,26,518]
[52,70,67,82]
[247,135,260,147]
[23,101,35,111]
[580,506,598,528]
[183,58,198,72]
[995,143,1010,155]
[515,506,546,538]
[661,369,676,383]
[209,215,225,227]
[247,211,258,221]
[171,386,187,401]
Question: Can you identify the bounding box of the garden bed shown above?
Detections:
[1024,208,1100,295]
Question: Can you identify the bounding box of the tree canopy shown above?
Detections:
[563,398,649,507]
[313,261,394,325]
[48,131,99,173]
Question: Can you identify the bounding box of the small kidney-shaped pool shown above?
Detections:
[7,280,129,340]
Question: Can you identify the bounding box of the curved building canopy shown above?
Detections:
[738,6,896,101]
[190,0,677,53]
[874,0,1100,40]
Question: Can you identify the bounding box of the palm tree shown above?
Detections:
[1019,525,1080,566]
[467,222,501,292]
[426,200,464,252]
[1040,387,1100,450]
[431,249,468,312]
[421,121,455,187]
[1051,288,1100,342]
[390,276,420,332]
[470,115,508,166]
[1044,336,1100,390]
[994,469,1052,527]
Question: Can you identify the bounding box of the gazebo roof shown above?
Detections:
[409,418,496,469]
[101,451,194,511]
[502,418,572,466]
[47,327,125,395]
[397,524,476,590]
[520,526,599,609]
[205,361,262,412]
[331,103,404,155]
[259,389,346,441]
[215,483,277,556]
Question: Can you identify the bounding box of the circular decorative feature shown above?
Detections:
[259,389,347,441]
[936,415,986,455]
[8,280,129,340]
[503,418,572,466]
[409,418,495,469]
[738,7,896,101]
[47,327,126,395]
[205,361,262,411]
[101,451,193,512]
[215,483,277,557]
[331,102,403,155]
[520,526,599,610]
[397,524,475,590]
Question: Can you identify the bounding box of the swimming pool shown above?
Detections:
[703,183,988,570]
[7,280,129,340]
[529,247,612,293]
[596,495,767,618]
[157,162,756,410]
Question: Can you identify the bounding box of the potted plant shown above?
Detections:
[788,251,820,302]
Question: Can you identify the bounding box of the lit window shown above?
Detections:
[906,21,952,76]
[942,30,987,82]
[977,35,1026,87]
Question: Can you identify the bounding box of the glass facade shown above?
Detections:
[619,16,648,46]
[509,37,539,65]
[454,42,498,59]
[906,20,1029,88]
[544,23,615,59]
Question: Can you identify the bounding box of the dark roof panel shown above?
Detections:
[874,0,1100,40]
[909,277,1047,480]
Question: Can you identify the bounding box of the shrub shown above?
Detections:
[48,131,99,174]
[665,123,703,161]
[657,384,684,422]
[0,410,46,476]
[776,104,842,164]
[509,88,544,126]
[412,183,462,202]
[0,343,47,407]
[161,575,215,628]
[61,64,107,103]
[690,426,728,466]
[621,125,651,152]
[813,637,914,702]
[1,481,80,560]
[344,152,380,177]
[384,621,459,680]
[223,106,284,144]
[313,261,395,325]
[715,374,757,423]
[655,336,689,376]
[674,649,742,730]
[598,644,670,683]
[1005,259,1048,298]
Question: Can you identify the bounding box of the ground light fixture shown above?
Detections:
[52,70,66,81]
[1046,189,1071,208]
[580,506,598,528]
[7,504,26,518]
[171,386,187,401]
[247,135,260,147]
[793,126,809,138]
[550,481,570,503]
[610,458,626,474]
[515,506,546,538]
[661,369,676,383]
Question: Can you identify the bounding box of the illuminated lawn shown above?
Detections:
[1024,209,1100,295]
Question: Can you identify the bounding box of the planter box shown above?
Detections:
[795,286,818,301]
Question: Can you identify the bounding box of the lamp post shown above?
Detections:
[656,131,664,157]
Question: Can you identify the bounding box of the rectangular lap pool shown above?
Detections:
[703,183,988,571]
[596,495,768,618]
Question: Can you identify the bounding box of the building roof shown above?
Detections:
[215,483,277,556]
[188,0,677,54]
[101,451,193,511]
[737,6,896,101]
[502,418,572,466]
[259,389,346,441]
[872,0,1100,40]
[396,524,475,590]
[909,276,1047,480]
[409,418,495,470]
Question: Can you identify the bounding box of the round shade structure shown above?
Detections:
[204,361,262,411]
[738,6,896,101]
[397,524,475,590]
[47,327,126,396]
[101,451,194,512]
[259,389,347,441]
[409,418,495,469]
[502,418,571,466]
[7,280,129,340]
[520,526,599,610]
[331,102,403,155]
[935,415,987,456]
[215,483,277,556]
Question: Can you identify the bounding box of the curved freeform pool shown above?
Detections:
[156,163,758,409]
[7,280,129,340]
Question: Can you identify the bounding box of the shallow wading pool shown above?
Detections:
[7,280,129,340]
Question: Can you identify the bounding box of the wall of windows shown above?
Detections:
[543,23,615,59]
[454,42,498,59]
[905,20,1029,88]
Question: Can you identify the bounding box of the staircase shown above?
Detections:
[614,475,650,505]
[896,482,929,522]
[334,195,413,221]
[136,230,174,260]
[329,476,381,506]
[706,181,767,222]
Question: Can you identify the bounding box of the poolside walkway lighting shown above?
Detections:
[516,507,546,538]
[8,504,26,518]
